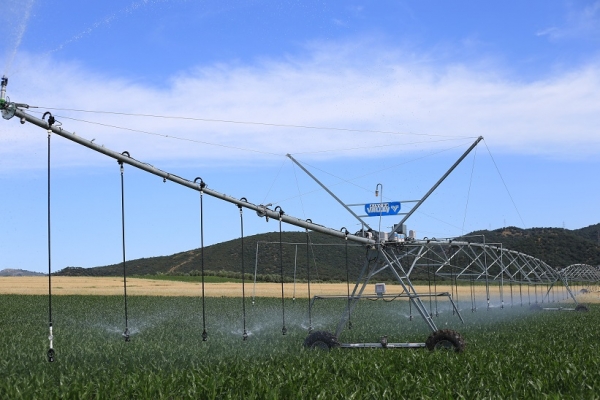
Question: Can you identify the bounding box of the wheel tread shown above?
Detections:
[426,329,465,353]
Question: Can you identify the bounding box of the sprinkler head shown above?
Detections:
[281,326,287,336]
[123,328,130,342]
[47,348,55,363]
[0,75,7,102]
[242,331,248,341]
[380,336,388,348]
[202,330,208,342]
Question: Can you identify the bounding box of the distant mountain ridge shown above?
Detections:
[55,223,600,279]
[0,268,46,277]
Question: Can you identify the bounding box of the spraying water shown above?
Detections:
[2,0,35,76]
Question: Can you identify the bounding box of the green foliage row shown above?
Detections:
[141,270,334,284]
[465,224,600,268]
[1,294,599,398]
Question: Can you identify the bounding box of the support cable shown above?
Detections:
[453,249,460,314]
[407,246,413,321]
[305,221,313,333]
[484,246,490,311]
[239,199,249,341]
[510,279,514,307]
[342,228,352,329]
[461,147,477,235]
[432,240,439,317]
[425,240,433,316]
[500,249,505,309]
[519,272,523,307]
[44,112,55,362]
[275,206,287,335]
[450,256,456,316]
[483,140,526,228]
[119,153,131,342]
[194,178,208,341]
[470,276,476,312]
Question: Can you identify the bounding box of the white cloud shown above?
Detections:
[1,42,599,172]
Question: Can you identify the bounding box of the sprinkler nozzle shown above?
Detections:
[47,348,55,363]
[242,331,248,341]
[202,329,208,342]
[123,328,130,342]
[380,336,388,348]
[281,326,287,336]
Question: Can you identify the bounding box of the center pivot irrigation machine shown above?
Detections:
[1,76,597,362]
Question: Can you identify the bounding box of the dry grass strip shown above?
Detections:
[1,277,598,303]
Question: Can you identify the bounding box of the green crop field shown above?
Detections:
[1,294,599,399]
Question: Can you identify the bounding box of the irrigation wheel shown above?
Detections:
[575,304,589,312]
[303,331,340,350]
[425,329,465,353]
[529,304,543,312]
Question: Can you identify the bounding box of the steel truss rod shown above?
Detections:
[391,136,483,234]
[286,153,372,231]
[8,107,377,246]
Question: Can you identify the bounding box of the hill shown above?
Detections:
[0,268,46,277]
[462,224,600,268]
[56,231,370,281]
[573,223,600,244]
[55,225,600,280]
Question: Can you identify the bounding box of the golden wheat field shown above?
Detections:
[0,276,598,303]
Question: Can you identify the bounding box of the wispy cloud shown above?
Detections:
[1,41,599,172]
[537,1,600,40]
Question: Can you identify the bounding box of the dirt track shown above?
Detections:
[1,277,598,303]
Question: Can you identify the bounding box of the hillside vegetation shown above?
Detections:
[55,224,600,280]
[464,224,600,268]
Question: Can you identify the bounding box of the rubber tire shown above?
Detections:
[575,304,589,312]
[303,331,340,350]
[529,304,543,312]
[425,329,465,353]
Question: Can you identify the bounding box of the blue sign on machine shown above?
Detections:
[364,201,401,217]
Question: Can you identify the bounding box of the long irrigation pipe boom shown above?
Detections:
[1,101,377,246]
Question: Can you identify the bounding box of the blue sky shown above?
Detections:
[1,0,599,273]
